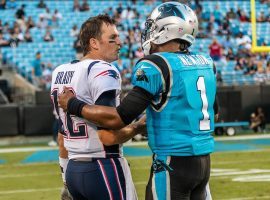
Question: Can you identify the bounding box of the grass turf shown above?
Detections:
[0,145,270,200]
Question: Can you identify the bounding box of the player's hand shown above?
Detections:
[135,114,147,136]
[58,87,75,111]
[60,184,73,200]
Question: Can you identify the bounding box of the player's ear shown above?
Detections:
[89,38,99,50]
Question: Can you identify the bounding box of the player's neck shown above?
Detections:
[81,52,107,62]
[157,41,180,53]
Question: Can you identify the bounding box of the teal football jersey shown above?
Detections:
[132,52,216,156]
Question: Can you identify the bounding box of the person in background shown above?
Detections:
[32,52,43,88]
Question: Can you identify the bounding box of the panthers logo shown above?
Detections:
[136,69,149,82]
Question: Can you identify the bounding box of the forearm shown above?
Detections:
[98,121,146,145]
[58,133,68,159]
[81,105,126,130]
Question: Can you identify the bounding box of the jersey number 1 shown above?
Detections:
[197,77,210,131]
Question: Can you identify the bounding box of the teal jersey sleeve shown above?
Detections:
[131,60,163,96]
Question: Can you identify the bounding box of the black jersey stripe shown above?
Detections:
[138,54,171,111]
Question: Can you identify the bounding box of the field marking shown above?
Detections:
[0,187,62,195]
[0,172,58,178]
[0,182,147,195]
[0,134,269,154]
[233,174,270,182]
[221,196,270,200]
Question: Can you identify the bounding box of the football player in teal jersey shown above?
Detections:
[58,2,218,200]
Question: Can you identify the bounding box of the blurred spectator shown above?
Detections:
[42,63,52,90]
[244,58,257,75]
[15,26,24,41]
[24,29,33,42]
[104,7,114,17]
[209,38,222,61]
[227,8,237,19]
[15,4,26,19]
[236,32,251,50]
[116,3,123,15]
[213,4,222,25]
[135,47,144,58]
[37,0,47,9]
[73,37,83,59]
[239,10,249,22]
[254,67,267,83]
[32,52,43,88]
[51,9,62,27]
[43,29,54,42]
[2,22,9,34]
[0,33,9,47]
[250,112,261,133]
[250,107,266,133]
[0,20,3,32]
[73,0,80,12]
[257,11,267,22]
[80,0,90,12]
[235,57,246,71]
[37,16,48,29]
[114,58,127,71]
[222,35,233,51]
[121,7,135,19]
[226,48,235,61]
[70,25,79,37]
[0,0,6,9]
[220,15,230,35]
[26,16,35,29]
[16,15,27,31]
[9,30,19,47]
[40,7,52,26]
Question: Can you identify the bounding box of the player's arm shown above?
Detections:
[214,95,219,122]
[58,133,68,183]
[94,89,148,145]
[58,133,73,200]
[58,86,153,129]
[98,115,146,145]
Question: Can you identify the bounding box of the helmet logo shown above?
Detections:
[156,3,185,20]
[179,27,183,33]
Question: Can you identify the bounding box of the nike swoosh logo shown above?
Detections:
[140,66,151,69]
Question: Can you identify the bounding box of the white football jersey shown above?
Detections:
[51,59,122,159]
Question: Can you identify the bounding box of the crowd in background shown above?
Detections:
[0,0,270,90]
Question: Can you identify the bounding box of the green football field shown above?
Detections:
[0,140,270,200]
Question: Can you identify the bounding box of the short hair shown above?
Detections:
[79,14,115,56]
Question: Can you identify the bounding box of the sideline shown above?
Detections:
[0,134,269,153]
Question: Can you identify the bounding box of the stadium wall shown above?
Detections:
[0,86,269,136]
[217,85,270,122]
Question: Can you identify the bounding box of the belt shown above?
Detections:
[72,157,99,162]
[72,155,121,162]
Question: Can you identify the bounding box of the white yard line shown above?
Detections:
[221,196,270,200]
[0,172,58,178]
[0,187,62,195]
[0,182,147,195]
[0,134,269,154]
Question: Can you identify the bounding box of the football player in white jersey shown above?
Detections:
[51,14,145,200]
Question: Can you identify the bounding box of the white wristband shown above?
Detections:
[59,157,68,183]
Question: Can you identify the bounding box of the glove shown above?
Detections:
[61,185,73,200]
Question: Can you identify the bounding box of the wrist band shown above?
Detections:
[59,157,68,183]
[67,97,86,117]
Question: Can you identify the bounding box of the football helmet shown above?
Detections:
[141,2,198,55]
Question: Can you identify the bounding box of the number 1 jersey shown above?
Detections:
[132,52,216,156]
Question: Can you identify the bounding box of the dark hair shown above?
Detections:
[79,14,115,56]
